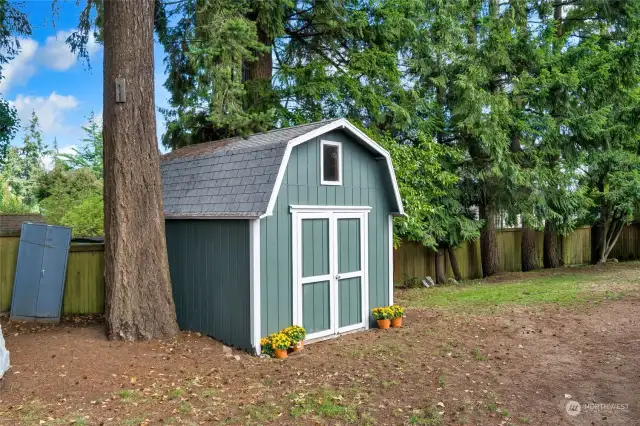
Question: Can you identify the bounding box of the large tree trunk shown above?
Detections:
[590,220,603,264]
[447,246,462,281]
[543,221,562,269]
[479,204,500,277]
[103,0,179,340]
[243,10,273,112]
[435,248,446,284]
[521,226,539,272]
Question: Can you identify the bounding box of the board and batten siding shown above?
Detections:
[166,220,252,351]
[260,129,397,337]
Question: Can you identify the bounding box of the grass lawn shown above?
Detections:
[397,262,639,311]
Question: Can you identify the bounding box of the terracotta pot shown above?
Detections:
[377,319,391,329]
[292,341,304,352]
[274,349,288,359]
[391,317,403,328]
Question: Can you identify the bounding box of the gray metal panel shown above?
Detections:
[11,223,71,322]
[165,219,252,351]
[36,226,72,318]
[10,224,47,318]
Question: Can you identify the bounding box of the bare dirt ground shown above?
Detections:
[0,263,638,426]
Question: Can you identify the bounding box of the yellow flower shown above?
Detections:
[271,332,292,350]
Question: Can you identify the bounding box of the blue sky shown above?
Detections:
[2,1,171,161]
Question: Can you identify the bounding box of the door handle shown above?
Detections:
[335,274,341,280]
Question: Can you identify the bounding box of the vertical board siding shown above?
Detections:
[261,130,395,337]
[165,220,252,351]
[609,224,640,261]
[302,280,330,333]
[301,219,330,278]
[562,228,591,265]
[338,277,362,327]
[338,218,361,274]
[0,237,104,314]
[62,245,105,314]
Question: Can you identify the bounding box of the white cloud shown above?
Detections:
[0,38,38,93]
[0,30,102,92]
[43,144,77,171]
[11,92,79,134]
[39,30,101,71]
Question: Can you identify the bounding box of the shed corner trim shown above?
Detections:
[249,218,261,355]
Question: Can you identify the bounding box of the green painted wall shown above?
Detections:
[166,220,252,351]
[260,129,396,337]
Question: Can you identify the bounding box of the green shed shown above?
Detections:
[161,119,405,354]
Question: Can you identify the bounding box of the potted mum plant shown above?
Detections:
[271,332,291,359]
[283,325,306,352]
[372,307,393,329]
[260,334,275,357]
[390,305,405,328]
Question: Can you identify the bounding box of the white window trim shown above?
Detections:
[320,140,343,186]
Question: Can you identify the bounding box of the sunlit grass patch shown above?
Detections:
[397,268,639,312]
[289,390,357,423]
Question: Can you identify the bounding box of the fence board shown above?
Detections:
[562,228,591,265]
[0,237,104,314]
[2,224,638,312]
[609,224,640,261]
[394,224,639,285]
[0,237,19,311]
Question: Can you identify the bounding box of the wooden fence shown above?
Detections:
[0,237,104,314]
[0,224,637,314]
[394,224,639,284]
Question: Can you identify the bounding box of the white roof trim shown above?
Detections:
[261,118,405,218]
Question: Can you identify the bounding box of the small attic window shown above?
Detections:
[321,140,342,185]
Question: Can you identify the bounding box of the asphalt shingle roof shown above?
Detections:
[161,120,339,218]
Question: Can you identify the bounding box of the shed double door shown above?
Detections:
[293,210,368,341]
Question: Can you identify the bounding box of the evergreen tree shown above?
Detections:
[0,0,31,169]
[57,112,104,178]
[15,111,49,207]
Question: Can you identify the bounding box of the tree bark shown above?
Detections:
[243,9,273,111]
[447,246,462,281]
[103,0,179,340]
[479,204,501,277]
[595,217,624,263]
[521,226,539,272]
[543,221,562,269]
[435,248,446,284]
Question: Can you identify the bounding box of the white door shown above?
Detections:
[292,208,368,341]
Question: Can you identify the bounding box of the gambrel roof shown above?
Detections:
[160,118,405,218]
